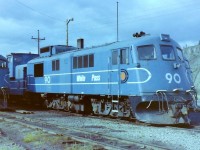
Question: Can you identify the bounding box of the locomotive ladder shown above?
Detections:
[111,99,119,113]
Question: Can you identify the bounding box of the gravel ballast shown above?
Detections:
[1,110,200,150]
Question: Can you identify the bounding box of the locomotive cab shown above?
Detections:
[129,34,197,124]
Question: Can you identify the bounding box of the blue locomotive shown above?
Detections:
[7,53,38,100]
[8,33,199,125]
[0,55,9,108]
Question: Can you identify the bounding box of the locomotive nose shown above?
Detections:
[135,101,190,125]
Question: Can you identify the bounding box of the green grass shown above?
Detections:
[23,130,67,144]
[23,130,103,150]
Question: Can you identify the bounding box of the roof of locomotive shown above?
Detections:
[0,55,7,61]
[79,34,180,51]
[28,34,180,63]
[7,52,38,56]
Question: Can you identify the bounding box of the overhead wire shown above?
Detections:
[14,0,200,43]
[71,1,200,34]
[15,0,200,27]
[15,0,198,22]
[73,3,200,35]
[15,0,65,23]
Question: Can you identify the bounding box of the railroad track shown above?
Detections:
[166,124,200,133]
[0,111,170,150]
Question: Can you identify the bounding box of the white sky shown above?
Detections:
[0,0,200,56]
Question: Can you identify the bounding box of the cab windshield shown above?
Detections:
[160,45,175,60]
[0,60,7,69]
[137,45,156,60]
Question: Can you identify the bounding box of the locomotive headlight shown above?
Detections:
[173,88,183,93]
[160,34,170,42]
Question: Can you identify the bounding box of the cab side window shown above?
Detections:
[0,61,7,68]
[112,50,118,65]
[177,47,184,61]
[52,59,60,71]
[73,54,94,69]
[112,48,129,65]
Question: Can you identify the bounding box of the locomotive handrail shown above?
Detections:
[156,90,167,112]
[146,99,154,109]
[163,92,169,111]
[4,74,9,84]
[0,87,8,109]
[146,90,169,112]
[186,89,198,110]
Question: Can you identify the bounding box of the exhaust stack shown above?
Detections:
[77,38,84,49]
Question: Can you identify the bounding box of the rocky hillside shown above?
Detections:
[183,44,200,97]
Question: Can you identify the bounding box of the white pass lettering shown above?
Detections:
[91,74,101,82]
[77,75,86,82]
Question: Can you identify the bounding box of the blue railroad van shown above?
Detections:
[7,53,38,98]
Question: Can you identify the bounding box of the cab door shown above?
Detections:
[110,48,129,96]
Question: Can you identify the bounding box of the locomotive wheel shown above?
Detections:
[92,101,112,116]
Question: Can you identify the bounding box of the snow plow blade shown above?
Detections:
[188,108,200,125]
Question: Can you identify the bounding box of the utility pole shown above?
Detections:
[31,30,45,54]
[117,1,119,42]
[66,18,74,46]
